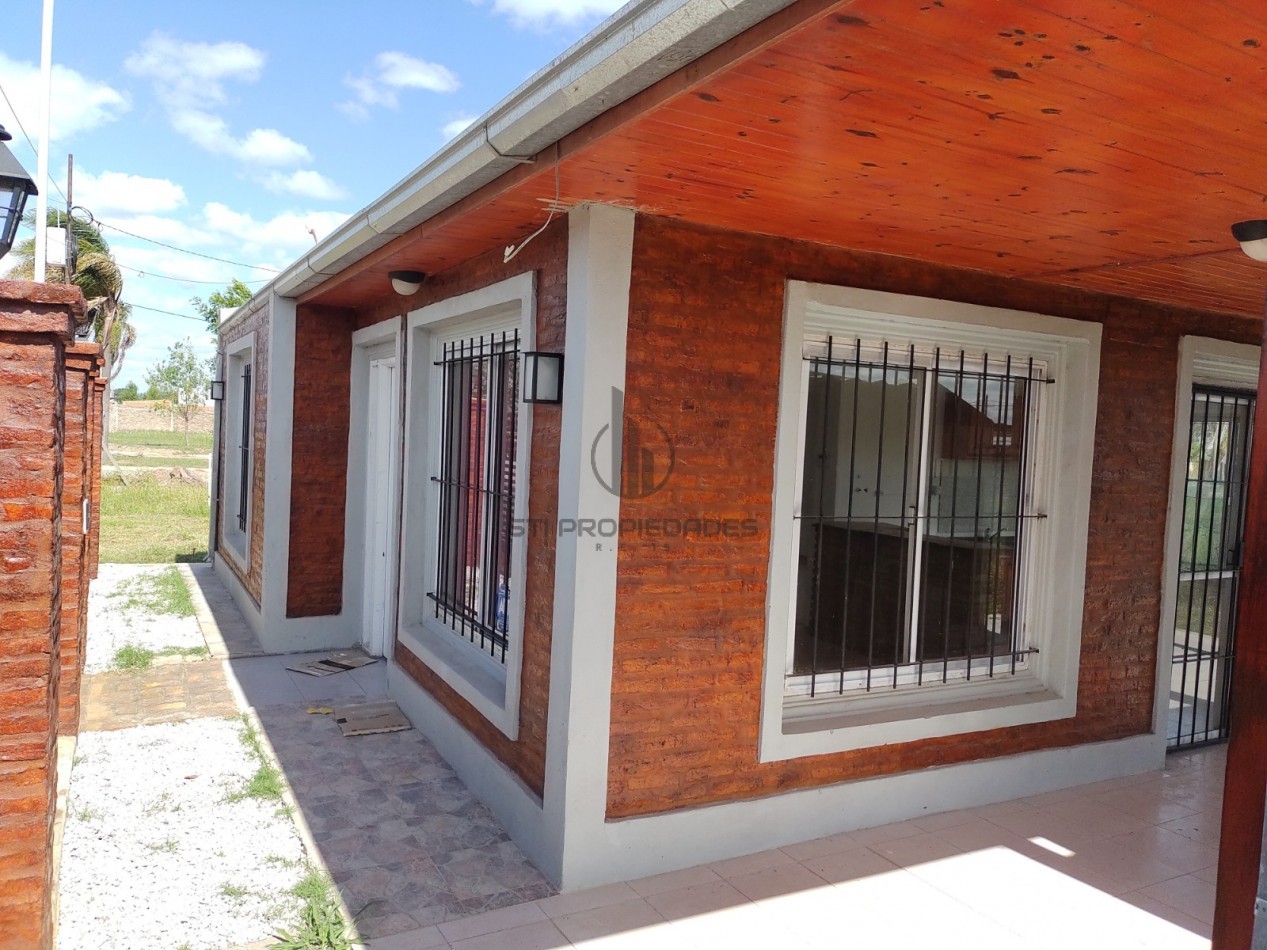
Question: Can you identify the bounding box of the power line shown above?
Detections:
[127,302,211,324]
[95,219,280,273]
[116,261,269,286]
[0,82,69,203]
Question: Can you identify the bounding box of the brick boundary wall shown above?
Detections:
[606,215,1260,819]
[108,402,214,436]
[59,345,102,736]
[0,279,85,950]
[88,377,104,581]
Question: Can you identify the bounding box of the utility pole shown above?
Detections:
[64,153,73,284]
[33,0,53,281]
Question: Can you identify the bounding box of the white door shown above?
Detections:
[362,355,399,656]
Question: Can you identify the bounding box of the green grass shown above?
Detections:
[112,565,196,617]
[225,715,285,804]
[112,643,156,670]
[101,473,210,563]
[111,456,208,468]
[274,870,353,950]
[109,430,214,452]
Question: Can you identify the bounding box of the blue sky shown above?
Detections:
[1,0,624,387]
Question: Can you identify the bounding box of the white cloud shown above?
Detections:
[441,115,478,141]
[123,33,264,112]
[469,0,626,29]
[238,129,312,166]
[74,171,186,216]
[0,53,129,146]
[261,170,348,201]
[201,202,351,256]
[340,51,459,119]
[124,32,311,168]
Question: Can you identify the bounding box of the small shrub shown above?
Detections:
[274,871,353,950]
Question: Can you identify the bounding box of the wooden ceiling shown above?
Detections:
[309,0,1267,318]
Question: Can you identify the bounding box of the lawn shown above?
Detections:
[108,430,214,453]
[100,472,211,563]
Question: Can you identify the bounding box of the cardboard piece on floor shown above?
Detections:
[285,649,377,677]
[334,701,411,737]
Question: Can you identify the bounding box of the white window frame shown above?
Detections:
[759,283,1101,762]
[399,273,534,740]
[220,332,255,566]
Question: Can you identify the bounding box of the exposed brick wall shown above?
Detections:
[359,221,566,797]
[606,215,1259,819]
[0,280,81,950]
[286,305,355,617]
[88,379,104,580]
[215,304,269,603]
[58,345,100,735]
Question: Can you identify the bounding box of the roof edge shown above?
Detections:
[263,0,798,304]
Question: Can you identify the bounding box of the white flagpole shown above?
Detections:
[33,0,54,281]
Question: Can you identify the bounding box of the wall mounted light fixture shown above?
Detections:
[209,380,226,402]
[1232,220,1267,262]
[0,125,37,260]
[389,270,426,295]
[523,351,564,404]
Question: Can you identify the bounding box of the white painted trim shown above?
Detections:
[396,273,535,740]
[220,332,256,567]
[344,318,404,657]
[760,283,1102,760]
[547,204,635,888]
[1153,336,1260,755]
[558,732,1159,888]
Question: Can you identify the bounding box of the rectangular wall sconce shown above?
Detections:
[209,380,225,402]
[523,351,564,404]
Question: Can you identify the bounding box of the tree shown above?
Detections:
[113,380,140,402]
[145,340,213,447]
[7,210,136,387]
[191,278,254,335]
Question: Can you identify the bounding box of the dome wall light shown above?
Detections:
[1231,220,1267,262]
[389,270,426,295]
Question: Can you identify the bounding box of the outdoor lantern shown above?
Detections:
[389,270,426,296]
[1232,220,1267,262]
[0,125,37,261]
[209,379,225,402]
[522,351,564,404]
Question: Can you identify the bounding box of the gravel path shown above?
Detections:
[57,717,308,950]
[85,565,205,673]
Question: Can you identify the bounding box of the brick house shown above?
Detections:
[210,0,1267,941]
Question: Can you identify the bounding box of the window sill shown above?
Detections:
[760,674,1074,762]
[397,621,519,741]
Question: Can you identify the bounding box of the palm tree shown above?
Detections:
[5,210,136,384]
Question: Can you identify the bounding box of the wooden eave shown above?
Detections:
[303,0,1267,319]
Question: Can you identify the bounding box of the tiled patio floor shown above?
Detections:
[224,652,553,941]
[195,568,1224,949]
[361,745,1223,950]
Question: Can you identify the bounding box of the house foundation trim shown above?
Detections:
[558,732,1160,889]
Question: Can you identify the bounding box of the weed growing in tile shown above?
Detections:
[112,566,196,618]
[225,715,285,804]
[265,855,303,869]
[112,643,156,670]
[219,882,252,902]
[75,806,102,822]
[158,645,210,660]
[274,870,353,950]
[146,838,179,853]
[143,793,182,816]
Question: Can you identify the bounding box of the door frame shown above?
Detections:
[345,318,404,657]
[1154,336,1260,751]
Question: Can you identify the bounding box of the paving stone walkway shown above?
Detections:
[79,660,239,731]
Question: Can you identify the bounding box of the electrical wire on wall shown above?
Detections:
[503,143,563,264]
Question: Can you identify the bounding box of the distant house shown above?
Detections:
[210,0,1266,940]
